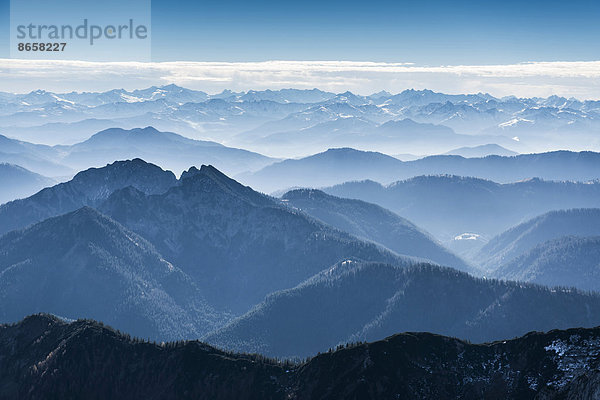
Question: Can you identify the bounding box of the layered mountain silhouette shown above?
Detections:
[2,85,600,397]
[3,158,600,358]
[0,159,405,317]
[281,188,472,273]
[237,148,403,192]
[0,133,58,160]
[0,163,54,205]
[242,117,495,157]
[1,126,276,178]
[60,126,275,175]
[0,158,177,236]
[405,151,600,185]
[443,143,518,157]
[4,314,600,399]
[3,87,599,156]
[0,207,222,340]
[206,260,600,358]
[324,177,600,241]
[477,208,600,270]
[0,134,72,176]
[3,123,600,192]
[492,236,600,292]
[98,165,401,313]
[241,148,600,193]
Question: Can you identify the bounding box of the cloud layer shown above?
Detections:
[2,59,600,99]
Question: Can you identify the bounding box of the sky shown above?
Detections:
[0,0,599,97]
[148,0,600,65]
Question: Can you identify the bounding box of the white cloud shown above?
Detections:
[1,59,599,99]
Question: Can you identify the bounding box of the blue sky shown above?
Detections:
[151,0,600,64]
[1,0,599,63]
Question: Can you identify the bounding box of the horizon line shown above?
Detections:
[2,59,600,100]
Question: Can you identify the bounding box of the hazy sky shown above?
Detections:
[0,0,599,97]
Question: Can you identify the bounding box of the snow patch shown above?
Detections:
[499,118,533,128]
[544,336,600,388]
[454,233,481,241]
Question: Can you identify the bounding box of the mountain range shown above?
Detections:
[0,207,222,340]
[281,188,471,272]
[3,159,600,358]
[443,144,518,157]
[3,314,600,399]
[205,260,600,358]
[0,134,72,177]
[97,164,402,313]
[57,126,275,176]
[0,160,402,319]
[1,86,599,157]
[3,85,600,396]
[476,208,600,271]
[491,236,600,292]
[0,158,177,235]
[324,176,600,242]
[240,148,600,193]
[0,127,275,181]
[236,117,515,157]
[0,163,54,204]
[3,123,600,205]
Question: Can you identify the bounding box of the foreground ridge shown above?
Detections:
[2,314,600,399]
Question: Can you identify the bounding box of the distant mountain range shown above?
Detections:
[205,260,600,358]
[236,116,516,157]
[492,236,600,292]
[58,126,275,175]
[469,209,600,292]
[0,134,72,177]
[281,188,472,273]
[238,148,404,193]
[0,163,54,205]
[240,147,600,193]
[443,143,518,157]
[476,209,600,271]
[3,122,600,204]
[0,127,275,181]
[1,86,599,157]
[324,177,600,242]
[4,314,600,399]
